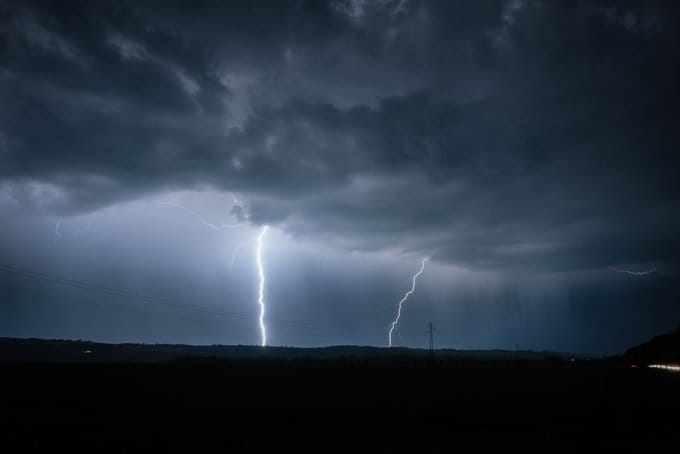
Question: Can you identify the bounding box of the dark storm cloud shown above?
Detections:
[1,0,679,270]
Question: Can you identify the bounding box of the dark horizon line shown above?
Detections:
[0,335,603,358]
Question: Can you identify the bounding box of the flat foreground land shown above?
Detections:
[1,361,678,450]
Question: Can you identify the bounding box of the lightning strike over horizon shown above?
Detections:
[256,225,270,347]
[388,257,428,348]
[610,266,657,276]
[160,200,269,345]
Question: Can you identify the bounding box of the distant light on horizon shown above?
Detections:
[648,364,680,372]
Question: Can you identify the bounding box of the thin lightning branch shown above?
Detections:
[229,239,257,272]
[610,266,656,276]
[256,225,269,347]
[388,257,428,348]
[52,221,62,245]
[160,199,252,272]
[230,244,240,271]
[159,201,239,230]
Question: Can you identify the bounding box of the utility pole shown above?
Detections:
[427,322,434,355]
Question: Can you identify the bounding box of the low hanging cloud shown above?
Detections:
[1,0,679,271]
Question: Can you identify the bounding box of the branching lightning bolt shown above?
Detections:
[256,225,269,347]
[388,257,428,348]
[160,197,270,348]
[610,266,656,276]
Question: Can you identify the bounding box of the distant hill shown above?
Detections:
[0,337,583,363]
[622,325,680,365]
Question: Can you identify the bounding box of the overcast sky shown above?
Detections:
[1,0,679,354]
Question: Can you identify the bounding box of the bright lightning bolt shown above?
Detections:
[256,225,270,347]
[160,198,269,346]
[610,266,656,276]
[388,257,428,348]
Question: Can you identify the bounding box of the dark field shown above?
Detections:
[1,360,679,451]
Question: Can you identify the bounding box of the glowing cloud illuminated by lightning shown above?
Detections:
[256,225,269,347]
[388,257,428,348]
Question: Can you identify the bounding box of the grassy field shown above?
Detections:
[1,360,678,450]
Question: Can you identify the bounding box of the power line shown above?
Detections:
[0,283,240,329]
[0,263,341,334]
[0,283,340,343]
